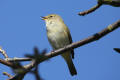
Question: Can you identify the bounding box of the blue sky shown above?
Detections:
[0,0,120,80]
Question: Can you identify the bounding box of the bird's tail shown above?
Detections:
[62,52,77,76]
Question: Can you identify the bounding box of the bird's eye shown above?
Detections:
[50,16,53,17]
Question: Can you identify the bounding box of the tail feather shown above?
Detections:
[62,52,77,76]
[66,58,77,76]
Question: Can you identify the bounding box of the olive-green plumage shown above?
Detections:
[42,14,77,76]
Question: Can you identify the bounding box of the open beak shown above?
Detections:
[41,16,47,20]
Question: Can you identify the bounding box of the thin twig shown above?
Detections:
[78,0,120,16]
[78,3,102,16]
[3,72,13,78]
[0,59,15,68]
[5,57,32,62]
[102,0,120,7]
[114,48,120,53]
[0,47,8,58]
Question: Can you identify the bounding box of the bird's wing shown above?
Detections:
[63,24,75,59]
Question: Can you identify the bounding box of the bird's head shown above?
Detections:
[41,14,63,22]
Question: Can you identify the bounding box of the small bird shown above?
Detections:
[42,14,77,76]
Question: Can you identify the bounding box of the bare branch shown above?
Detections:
[114,48,120,53]
[101,0,120,7]
[8,73,27,80]
[3,72,13,78]
[0,59,15,68]
[78,3,102,16]
[0,47,8,58]
[78,0,120,16]
[5,57,32,62]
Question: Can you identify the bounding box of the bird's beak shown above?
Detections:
[41,16,47,20]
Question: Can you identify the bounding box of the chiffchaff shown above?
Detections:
[42,14,77,76]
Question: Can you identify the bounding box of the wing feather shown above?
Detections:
[63,24,74,59]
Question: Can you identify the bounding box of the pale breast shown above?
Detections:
[47,26,70,49]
